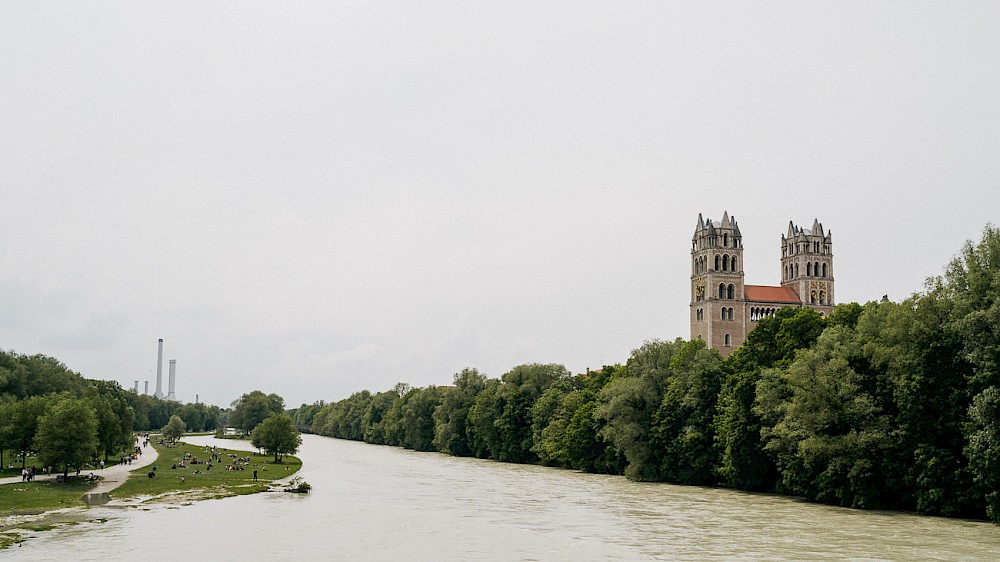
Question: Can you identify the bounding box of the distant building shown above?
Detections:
[690,212,834,356]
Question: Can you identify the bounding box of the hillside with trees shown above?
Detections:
[291,225,1000,523]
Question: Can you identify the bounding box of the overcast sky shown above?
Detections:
[2,2,998,408]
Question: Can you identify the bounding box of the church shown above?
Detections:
[690,212,834,355]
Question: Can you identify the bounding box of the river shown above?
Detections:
[11,434,1000,560]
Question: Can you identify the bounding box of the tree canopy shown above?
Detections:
[251,414,302,463]
[35,397,99,477]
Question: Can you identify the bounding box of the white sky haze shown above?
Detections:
[2,2,998,407]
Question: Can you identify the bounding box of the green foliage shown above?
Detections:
[466,380,503,459]
[288,401,325,428]
[362,391,397,444]
[35,397,99,477]
[942,224,1000,391]
[251,413,302,462]
[652,339,723,485]
[0,351,87,401]
[2,395,55,469]
[596,340,678,481]
[966,387,1000,522]
[756,327,893,508]
[162,415,187,442]
[715,307,827,490]
[400,386,443,451]
[432,368,486,456]
[88,380,135,462]
[229,391,285,435]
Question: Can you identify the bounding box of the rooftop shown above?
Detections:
[744,285,801,304]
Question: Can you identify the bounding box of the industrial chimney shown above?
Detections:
[167,359,177,401]
[154,338,165,399]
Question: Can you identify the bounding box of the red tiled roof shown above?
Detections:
[744,285,801,304]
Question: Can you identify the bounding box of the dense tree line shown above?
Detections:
[291,225,1000,523]
[0,350,222,474]
[124,392,223,433]
[0,353,135,474]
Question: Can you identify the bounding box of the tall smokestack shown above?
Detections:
[154,338,164,399]
[144,381,149,395]
[167,359,177,401]
[134,380,139,393]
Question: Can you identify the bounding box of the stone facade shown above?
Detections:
[690,212,834,356]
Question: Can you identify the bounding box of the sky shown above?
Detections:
[2,2,998,408]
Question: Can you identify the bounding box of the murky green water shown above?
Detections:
[12,434,1000,560]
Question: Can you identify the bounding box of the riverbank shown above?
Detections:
[0,436,301,549]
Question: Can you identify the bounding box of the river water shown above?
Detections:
[11,434,1000,560]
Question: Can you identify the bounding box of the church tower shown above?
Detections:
[690,211,745,352]
[780,219,834,316]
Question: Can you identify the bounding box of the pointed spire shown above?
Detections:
[721,211,731,228]
[812,219,823,237]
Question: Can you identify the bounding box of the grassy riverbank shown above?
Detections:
[112,439,301,501]
[0,438,301,549]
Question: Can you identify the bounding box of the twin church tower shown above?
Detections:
[690,212,834,355]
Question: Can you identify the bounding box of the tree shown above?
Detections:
[362,391,398,444]
[0,401,13,470]
[88,380,135,462]
[966,387,1000,522]
[34,397,98,478]
[493,364,570,464]
[230,391,284,435]
[433,368,487,456]
[652,339,723,485]
[162,414,186,442]
[714,307,826,491]
[756,326,893,508]
[400,386,443,452]
[596,340,678,481]
[251,414,302,463]
[466,379,503,459]
[5,394,54,468]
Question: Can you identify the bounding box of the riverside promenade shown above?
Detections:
[0,437,157,495]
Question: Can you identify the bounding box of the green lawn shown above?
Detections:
[0,476,98,515]
[112,439,301,500]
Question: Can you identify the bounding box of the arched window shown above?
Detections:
[723,233,728,247]
[715,255,720,270]
[807,262,812,276]
[815,262,820,277]
[822,263,827,277]
[719,284,726,299]
[724,334,732,347]
[795,263,799,277]
[722,255,729,271]
[731,256,737,271]
[727,284,735,299]
[729,307,734,320]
